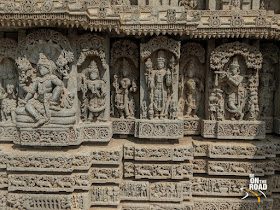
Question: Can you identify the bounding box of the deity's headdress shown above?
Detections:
[157,50,166,61]
[37,53,56,73]
[88,60,99,76]
[230,57,239,68]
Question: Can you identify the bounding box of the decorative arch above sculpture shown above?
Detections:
[210,41,263,71]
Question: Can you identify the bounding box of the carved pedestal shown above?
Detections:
[112,118,135,135]
[0,123,18,142]
[17,127,75,146]
[135,119,184,139]
[78,122,112,143]
[183,118,201,135]
[202,120,266,140]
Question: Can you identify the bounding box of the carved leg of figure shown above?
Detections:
[26,103,47,127]
[50,86,62,109]
[11,110,16,124]
[184,106,192,118]
[88,111,94,122]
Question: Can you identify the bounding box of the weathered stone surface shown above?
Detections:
[0,1,279,209]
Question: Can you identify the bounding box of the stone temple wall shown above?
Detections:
[0,0,279,209]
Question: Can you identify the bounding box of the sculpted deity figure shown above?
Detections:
[230,0,240,9]
[0,83,17,123]
[144,50,173,120]
[179,60,204,118]
[80,60,106,122]
[22,53,64,127]
[219,57,245,120]
[113,58,137,119]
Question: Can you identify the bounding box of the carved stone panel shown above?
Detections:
[203,41,265,140]
[179,42,205,135]
[138,36,183,139]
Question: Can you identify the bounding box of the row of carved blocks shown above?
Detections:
[0,119,269,146]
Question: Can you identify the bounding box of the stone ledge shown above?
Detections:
[135,119,184,139]
[202,120,266,140]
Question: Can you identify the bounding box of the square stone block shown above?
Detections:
[202,120,266,140]
[112,118,135,135]
[135,119,184,139]
[0,123,18,142]
[78,122,112,143]
[183,118,201,135]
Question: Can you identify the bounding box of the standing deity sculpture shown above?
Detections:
[179,59,204,118]
[217,57,245,120]
[112,58,137,119]
[78,60,106,122]
[20,53,64,127]
[144,51,175,120]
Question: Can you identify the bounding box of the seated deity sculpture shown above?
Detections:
[79,60,106,122]
[21,53,64,127]
[144,50,173,120]
[113,58,137,119]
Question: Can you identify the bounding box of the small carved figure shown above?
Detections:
[21,53,64,127]
[179,0,197,10]
[113,58,137,119]
[0,83,17,123]
[79,60,106,122]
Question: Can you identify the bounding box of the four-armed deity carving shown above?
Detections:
[78,60,106,123]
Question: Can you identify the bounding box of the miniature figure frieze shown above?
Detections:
[179,42,205,135]
[203,41,265,139]
[137,36,183,139]
[76,34,112,142]
[259,43,279,133]
[110,40,139,134]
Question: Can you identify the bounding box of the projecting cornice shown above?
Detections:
[0,1,279,39]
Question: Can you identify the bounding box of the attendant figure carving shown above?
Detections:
[113,59,137,119]
[179,59,204,118]
[79,60,106,122]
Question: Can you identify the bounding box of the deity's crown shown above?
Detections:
[37,53,56,72]
[230,57,239,67]
[157,50,166,61]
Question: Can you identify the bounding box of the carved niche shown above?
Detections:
[110,39,139,135]
[259,43,279,133]
[0,38,19,142]
[179,42,205,135]
[136,36,183,139]
[202,41,265,139]
[15,29,76,146]
[76,34,112,142]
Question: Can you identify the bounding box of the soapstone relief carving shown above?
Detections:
[15,30,75,129]
[203,41,265,139]
[110,39,139,134]
[179,42,205,135]
[76,34,112,142]
[137,36,183,139]
[179,0,198,10]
